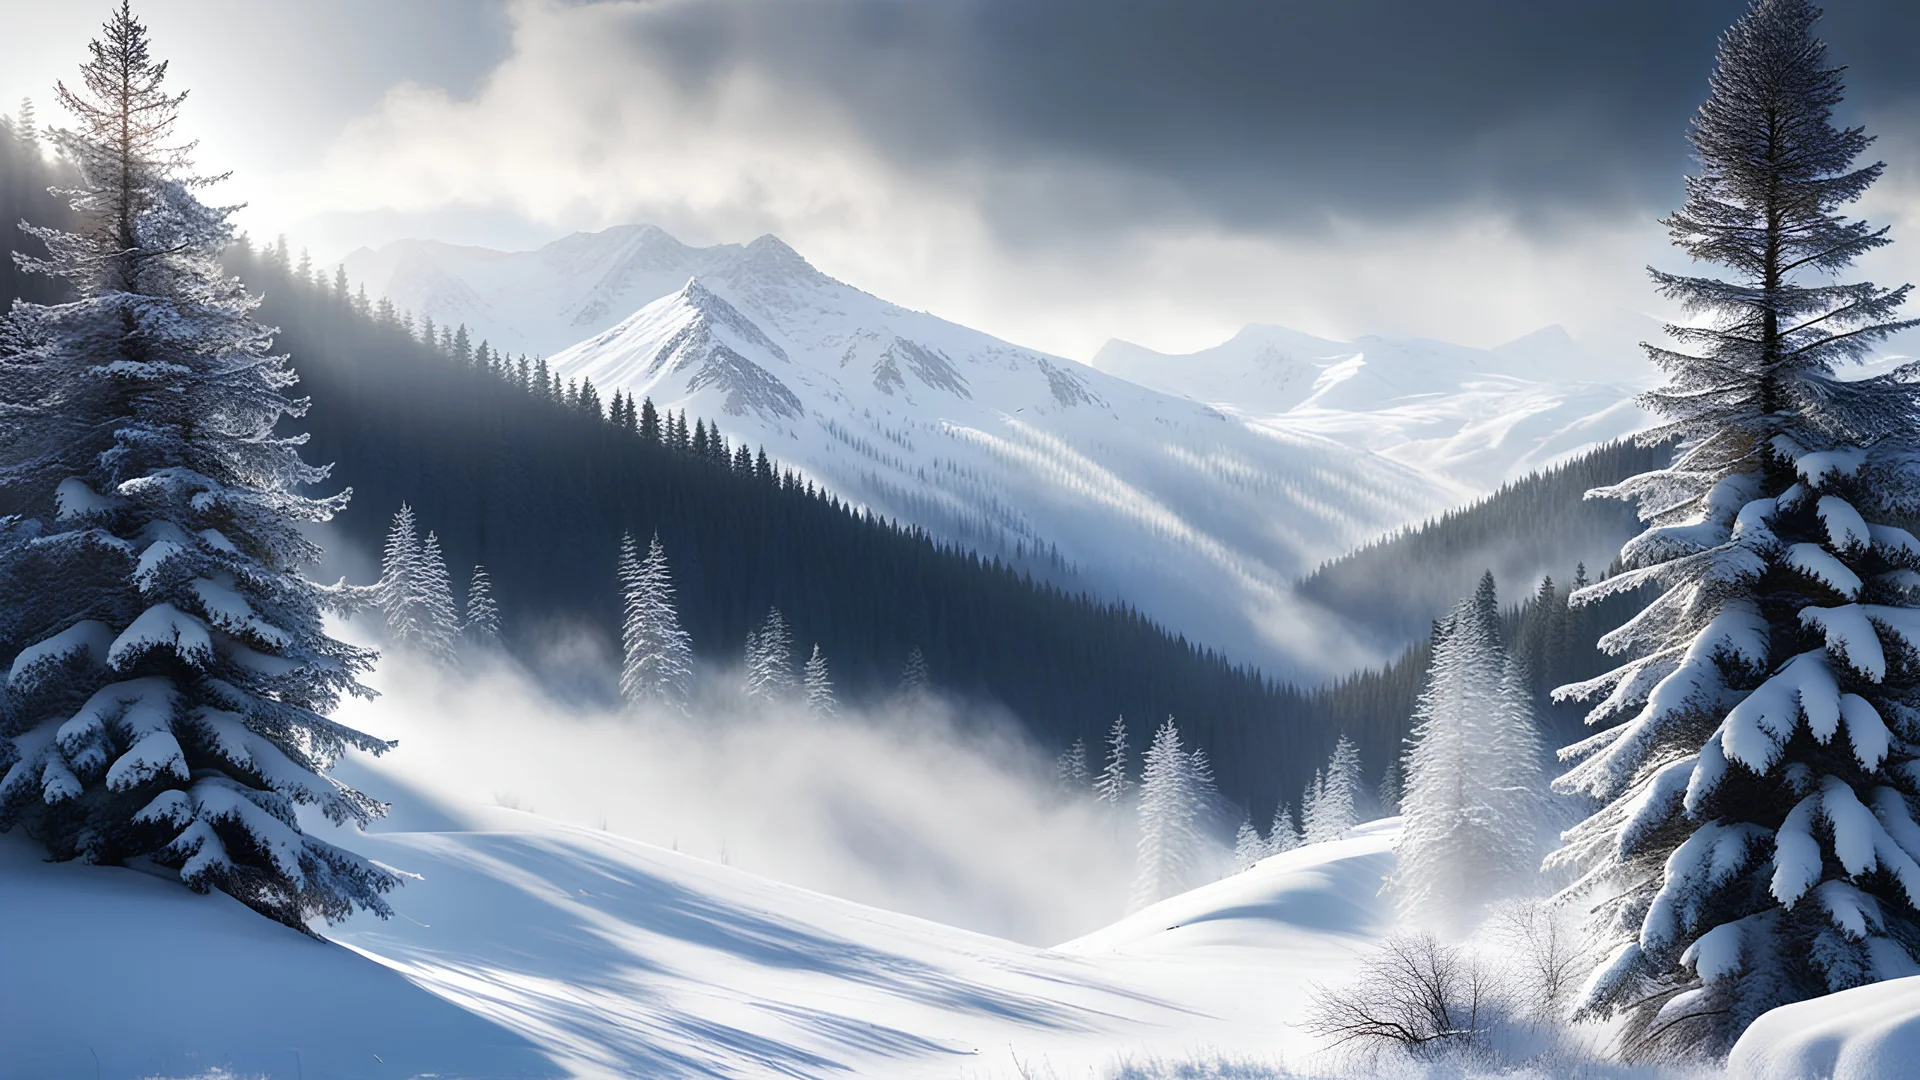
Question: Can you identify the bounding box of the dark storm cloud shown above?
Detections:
[619,0,1920,235]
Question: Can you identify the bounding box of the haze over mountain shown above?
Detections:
[1093,320,1660,490]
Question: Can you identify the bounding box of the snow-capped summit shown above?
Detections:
[522,227,1460,674]
[344,225,801,358]
[565,278,804,420]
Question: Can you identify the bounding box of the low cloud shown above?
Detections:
[328,643,1141,947]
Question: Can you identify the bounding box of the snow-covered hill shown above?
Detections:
[349,227,1461,674]
[1092,322,1660,491]
[2,788,1397,1078]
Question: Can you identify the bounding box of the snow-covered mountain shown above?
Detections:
[341,225,1662,673]
[530,232,1463,674]
[342,224,770,358]
[1092,322,1661,491]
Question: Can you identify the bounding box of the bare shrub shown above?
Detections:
[1302,930,1501,1059]
[1486,899,1594,1026]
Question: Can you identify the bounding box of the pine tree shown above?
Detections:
[463,564,501,647]
[412,531,461,666]
[1056,737,1090,791]
[1377,755,1404,817]
[1095,716,1133,806]
[1131,717,1202,909]
[1300,769,1324,842]
[639,397,660,444]
[1305,735,1363,842]
[375,504,424,647]
[898,646,931,698]
[1232,818,1267,873]
[1388,578,1545,935]
[1552,1,1920,1056]
[1268,802,1303,854]
[803,643,836,718]
[743,608,796,703]
[617,532,693,711]
[0,4,398,929]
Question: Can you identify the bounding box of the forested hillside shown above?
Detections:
[1296,438,1670,650]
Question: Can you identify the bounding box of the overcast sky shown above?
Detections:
[4,0,1920,358]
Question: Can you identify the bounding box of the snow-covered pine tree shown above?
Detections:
[1378,755,1404,817]
[375,503,423,646]
[1303,736,1363,843]
[1269,802,1303,854]
[1190,744,1224,826]
[617,532,693,711]
[1550,0,1920,1056]
[1056,737,1090,791]
[803,643,836,718]
[743,608,796,703]
[898,646,931,698]
[1131,717,1201,909]
[1301,769,1325,841]
[0,4,398,929]
[413,531,460,666]
[1095,716,1133,806]
[1388,577,1545,934]
[463,564,500,647]
[1232,818,1266,873]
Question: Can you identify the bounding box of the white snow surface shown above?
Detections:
[2,785,1399,1078]
[353,226,1471,673]
[1728,974,1920,1080]
[1091,321,1661,491]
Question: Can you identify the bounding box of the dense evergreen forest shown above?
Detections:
[1297,438,1670,650]
[0,108,1645,820]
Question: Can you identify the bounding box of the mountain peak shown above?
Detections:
[736,233,820,280]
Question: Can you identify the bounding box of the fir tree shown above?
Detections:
[1377,755,1404,817]
[898,646,931,698]
[1305,735,1363,842]
[1388,578,1545,935]
[1232,818,1266,873]
[0,4,398,929]
[463,564,501,647]
[639,397,660,444]
[375,504,424,647]
[1056,737,1090,791]
[412,531,461,666]
[1301,769,1324,842]
[1131,717,1202,909]
[1095,716,1133,806]
[803,643,836,718]
[743,608,796,703]
[1268,802,1303,854]
[1552,0,1920,1056]
[617,532,693,711]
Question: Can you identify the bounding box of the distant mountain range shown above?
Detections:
[1092,321,1659,490]
[343,226,1660,673]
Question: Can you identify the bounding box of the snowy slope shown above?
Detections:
[3,788,1400,1079]
[1092,323,1659,491]
[1727,976,1920,1080]
[0,833,559,1080]
[515,230,1458,673]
